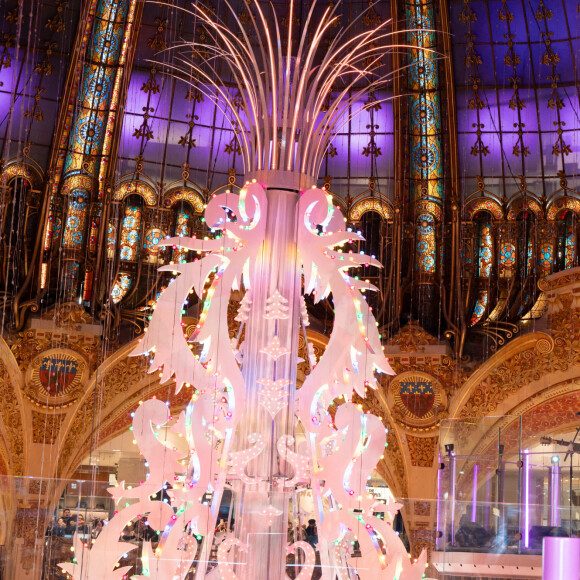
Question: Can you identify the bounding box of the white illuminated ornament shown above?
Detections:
[235,291,252,323]
[258,380,290,418]
[299,295,310,327]
[264,289,290,320]
[260,335,290,360]
[59,0,429,576]
[60,184,425,579]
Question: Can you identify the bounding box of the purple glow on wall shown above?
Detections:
[436,453,442,550]
[471,464,478,523]
[543,537,580,580]
[550,462,560,527]
[484,468,491,530]
[523,449,530,549]
[450,453,457,547]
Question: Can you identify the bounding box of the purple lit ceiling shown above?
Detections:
[450,0,580,200]
[113,0,394,201]
[0,0,81,172]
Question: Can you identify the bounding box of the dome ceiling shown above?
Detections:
[115,0,394,199]
[450,0,580,199]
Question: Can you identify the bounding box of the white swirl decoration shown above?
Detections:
[296,187,395,430]
[60,183,429,580]
[130,183,268,430]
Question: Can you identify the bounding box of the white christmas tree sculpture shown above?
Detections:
[59,183,427,580]
[59,1,430,578]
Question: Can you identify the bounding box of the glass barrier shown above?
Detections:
[1,438,578,580]
[0,476,435,580]
[437,413,580,573]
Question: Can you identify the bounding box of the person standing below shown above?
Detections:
[91,518,104,539]
[305,519,318,549]
[53,518,67,537]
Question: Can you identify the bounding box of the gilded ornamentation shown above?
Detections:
[113,179,158,206]
[388,356,467,404]
[40,301,96,331]
[506,196,542,220]
[349,196,393,222]
[413,500,431,517]
[31,411,66,444]
[57,355,203,478]
[0,361,24,475]
[57,356,149,475]
[0,161,39,188]
[9,329,99,375]
[535,337,554,354]
[457,385,580,469]
[409,528,436,560]
[464,196,503,220]
[387,322,438,352]
[163,187,205,213]
[26,350,87,404]
[406,435,437,467]
[538,268,580,293]
[547,196,580,220]
[9,331,52,371]
[458,304,579,420]
[15,507,43,550]
[28,479,48,495]
[383,419,408,497]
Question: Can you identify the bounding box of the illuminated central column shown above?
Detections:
[234,171,314,580]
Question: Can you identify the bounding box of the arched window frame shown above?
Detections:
[468,210,495,326]
[163,186,207,265]
[554,209,578,271]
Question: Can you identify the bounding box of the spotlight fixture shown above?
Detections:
[444,443,454,455]
[551,455,560,464]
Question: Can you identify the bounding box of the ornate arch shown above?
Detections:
[163,186,205,213]
[547,196,580,221]
[349,196,393,222]
[449,332,556,419]
[0,161,42,189]
[0,338,26,476]
[479,386,580,456]
[464,197,503,220]
[55,339,146,478]
[415,200,442,221]
[113,179,158,206]
[507,196,543,220]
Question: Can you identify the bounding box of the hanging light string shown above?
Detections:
[153,0,438,179]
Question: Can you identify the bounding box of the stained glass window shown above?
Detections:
[119,202,142,261]
[44,214,62,252]
[564,217,577,270]
[538,244,553,276]
[556,211,577,271]
[499,243,516,271]
[89,216,99,254]
[144,228,164,258]
[111,273,132,303]
[470,290,488,326]
[107,223,116,259]
[517,213,535,279]
[63,192,88,249]
[173,204,191,264]
[476,215,493,278]
[415,213,436,273]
